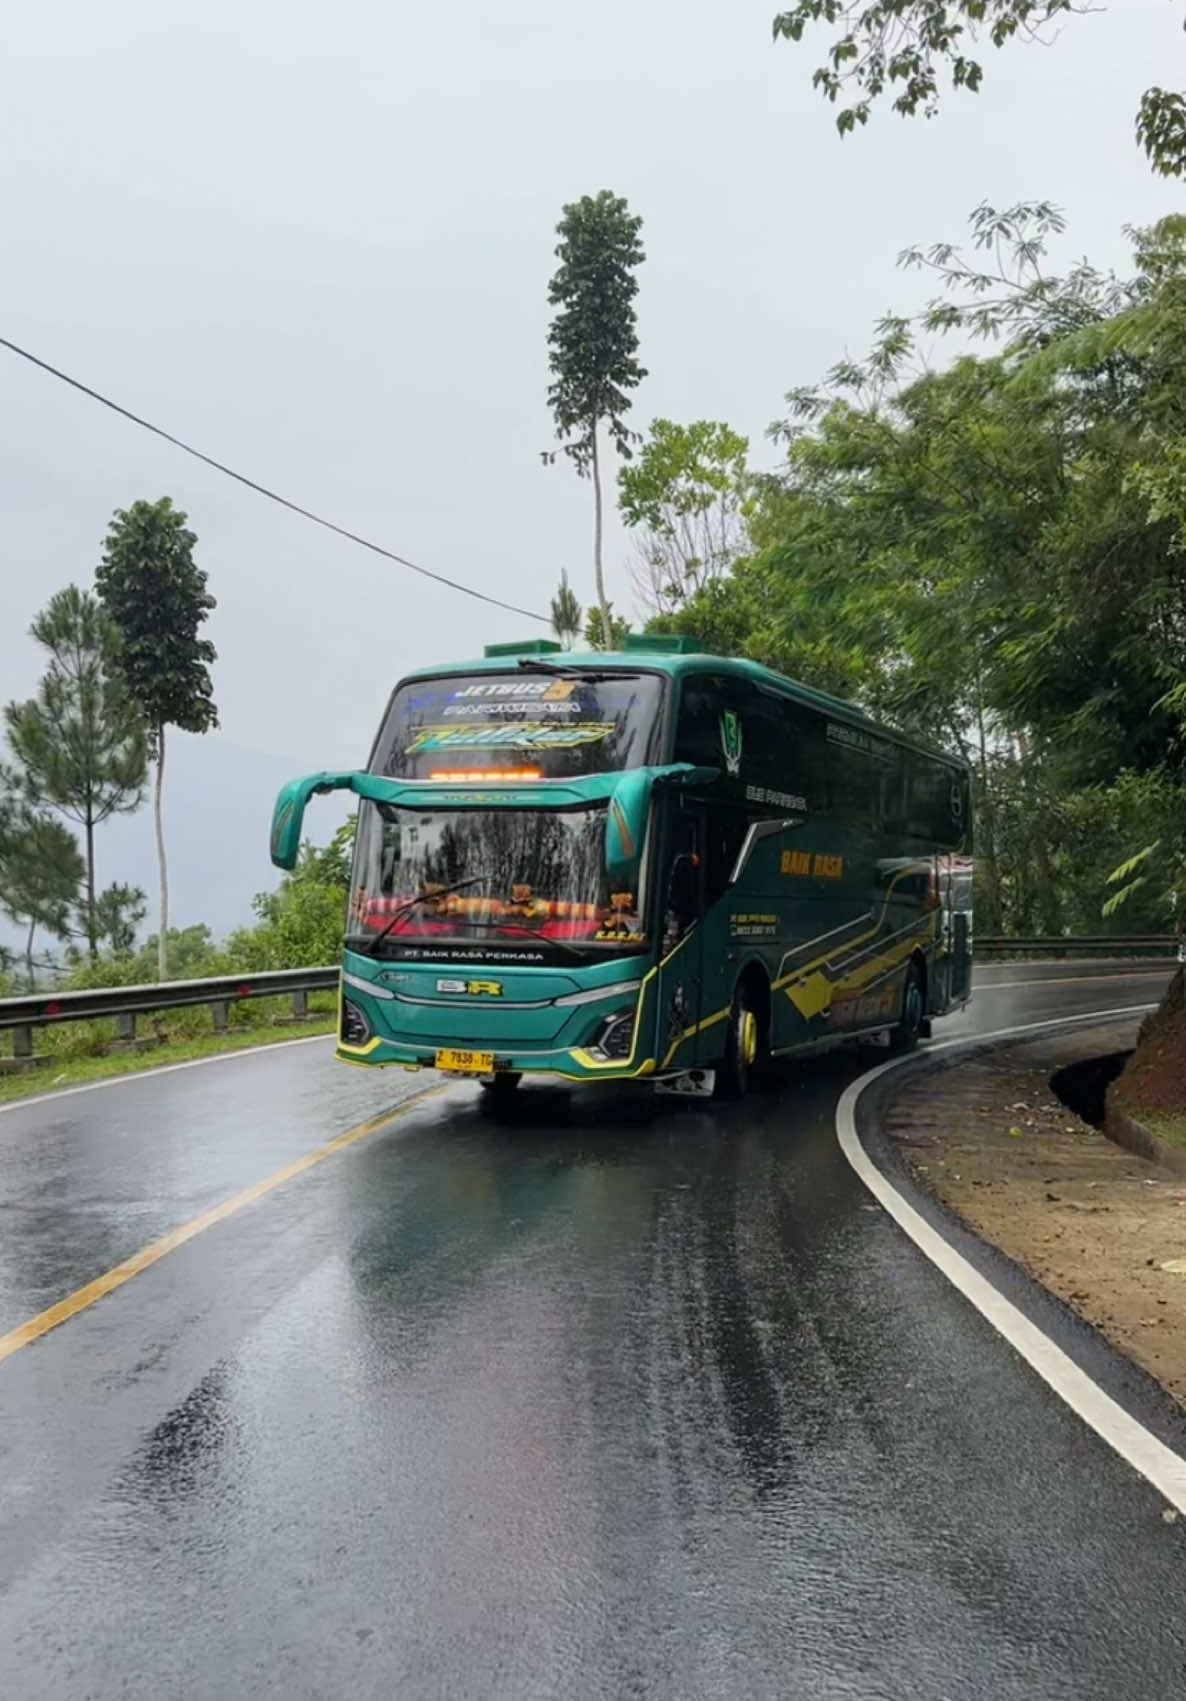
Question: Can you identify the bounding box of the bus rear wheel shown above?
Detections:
[890,962,925,1054]
[713,989,760,1101]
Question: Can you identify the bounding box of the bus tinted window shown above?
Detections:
[372,671,666,780]
[674,675,733,770]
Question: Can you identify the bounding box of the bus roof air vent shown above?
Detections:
[483,639,564,658]
[621,634,701,655]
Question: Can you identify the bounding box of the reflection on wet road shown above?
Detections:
[1,966,1183,1699]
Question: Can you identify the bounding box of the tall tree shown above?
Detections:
[4,585,147,958]
[0,806,85,989]
[618,419,751,614]
[770,2,1186,177]
[96,498,218,981]
[549,570,583,649]
[546,191,647,650]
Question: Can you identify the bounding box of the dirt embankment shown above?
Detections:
[1109,965,1186,1153]
[884,1018,1186,1407]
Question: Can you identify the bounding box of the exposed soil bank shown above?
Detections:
[1109,965,1186,1153]
[885,1019,1186,1407]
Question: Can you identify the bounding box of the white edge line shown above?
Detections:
[979,971,1173,990]
[0,1031,335,1118]
[836,1004,1186,1514]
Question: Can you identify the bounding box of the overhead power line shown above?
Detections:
[0,335,549,624]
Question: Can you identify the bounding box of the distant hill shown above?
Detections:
[2,732,353,962]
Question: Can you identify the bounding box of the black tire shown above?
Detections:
[890,961,925,1054]
[479,1072,522,1097]
[713,988,760,1100]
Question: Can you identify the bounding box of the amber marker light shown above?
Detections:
[428,769,543,782]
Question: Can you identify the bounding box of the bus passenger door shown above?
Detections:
[655,804,705,1073]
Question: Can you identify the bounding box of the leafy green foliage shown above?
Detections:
[90,883,147,956]
[96,497,218,979]
[96,500,218,740]
[225,820,355,971]
[4,585,147,957]
[547,192,647,470]
[546,190,646,648]
[618,419,751,614]
[583,603,631,652]
[1099,773,1186,941]
[771,3,1186,178]
[665,203,1186,935]
[0,806,85,988]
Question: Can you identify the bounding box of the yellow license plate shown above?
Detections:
[435,1048,496,1075]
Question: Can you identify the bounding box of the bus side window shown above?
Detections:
[675,675,732,769]
[746,687,823,806]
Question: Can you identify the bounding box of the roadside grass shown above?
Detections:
[1134,1112,1186,1149]
[0,993,337,1107]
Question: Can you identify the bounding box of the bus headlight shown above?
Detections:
[341,997,372,1046]
[591,1010,635,1060]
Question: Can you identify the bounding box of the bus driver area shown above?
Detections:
[269,635,973,1099]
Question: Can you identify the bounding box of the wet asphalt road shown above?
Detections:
[1,962,1183,1700]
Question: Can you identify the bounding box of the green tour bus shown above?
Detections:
[269,635,973,1098]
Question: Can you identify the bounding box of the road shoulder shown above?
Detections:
[884,1019,1186,1408]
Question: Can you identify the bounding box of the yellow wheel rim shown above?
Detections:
[741,1009,758,1066]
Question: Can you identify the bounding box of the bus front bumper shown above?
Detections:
[335,956,658,1085]
[337,1037,657,1085]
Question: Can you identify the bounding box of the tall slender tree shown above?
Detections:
[547,191,646,650]
[549,570,583,649]
[96,498,218,980]
[4,585,147,958]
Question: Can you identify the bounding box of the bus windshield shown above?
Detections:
[347,801,650,959]
[371,670,666,780]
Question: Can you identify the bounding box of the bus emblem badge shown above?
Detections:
[720,711,742,775]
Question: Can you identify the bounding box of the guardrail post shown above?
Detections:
[291,988,309,1020]
[12,1025,34,1059]
[116,1012,136,1043]
[211,1001,229,1033]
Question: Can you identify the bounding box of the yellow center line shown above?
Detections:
[0,1083,449,1366]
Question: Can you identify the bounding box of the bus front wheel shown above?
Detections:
[890,962,925,1054]
[713,990,760,1101]
[480,1072,522,1097]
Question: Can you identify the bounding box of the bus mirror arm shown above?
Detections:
[269,771,358,869]
[604,765,720,885]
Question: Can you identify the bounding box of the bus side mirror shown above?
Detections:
[605,770,653,884]
[270,772,355,869]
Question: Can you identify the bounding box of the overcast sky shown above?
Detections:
[3,0,1182,774]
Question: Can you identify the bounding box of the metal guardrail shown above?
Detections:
[0,967,339,1059]
[974,935,1180,959]
[1,938,1179,1061]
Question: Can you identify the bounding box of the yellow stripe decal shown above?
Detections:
[0,1084,447,1367]
[772,860,935,995]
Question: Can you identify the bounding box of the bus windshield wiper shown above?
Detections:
[363,877,484,956]
[515,659,635,683]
